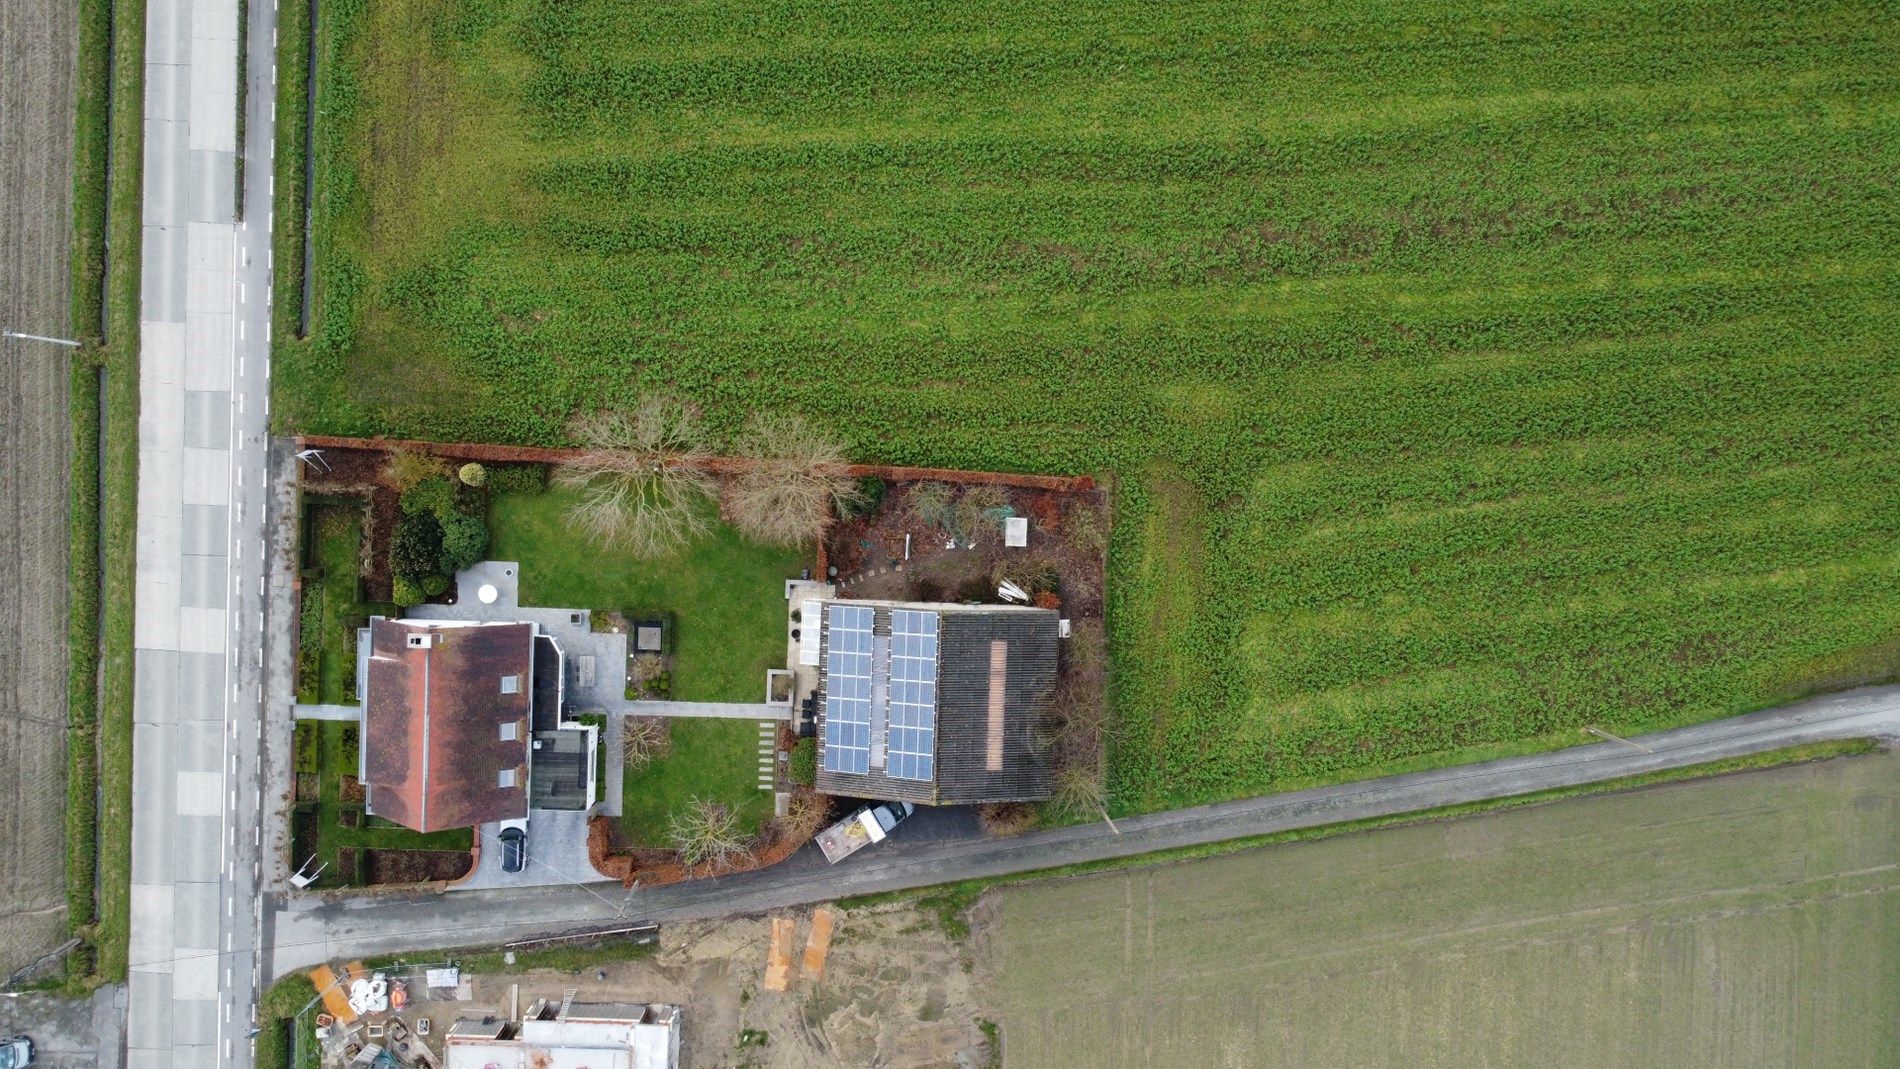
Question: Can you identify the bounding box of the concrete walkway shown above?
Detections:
[625,700,788,720]
[290,703,360,722]
[267,685,1900,972]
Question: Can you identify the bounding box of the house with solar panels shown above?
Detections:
[812,599,1060,804]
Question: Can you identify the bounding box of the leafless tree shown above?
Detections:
[621,716,670,769]
[723,412,861,546]
[556,397,716,557]
[668,799,754,872]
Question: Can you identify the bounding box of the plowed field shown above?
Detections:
[0,0,76,974]
[986,752,1900,1067]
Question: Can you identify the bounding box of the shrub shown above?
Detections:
[484,463,548,495]
[384,450,448,492]
[298,587,323,650]
[457,462,486,487]
[773,791,830,842]
[906,482,954,530]
[400,475,456,517]
[391,576,425,607]
[838,476,886,520]
[788,737,816,786]
[293,722,320,773]
[955,485,1012,541]
[978,802,1039,837]
[421,573,450,598]
[1065,504,1109,559]
[390,511,444,581]
[438,510,489,573]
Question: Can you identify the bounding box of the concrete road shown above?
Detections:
[127,0,279,1058]
[265,684,1900,976]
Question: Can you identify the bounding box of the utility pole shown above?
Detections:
[3,330,83,348]
[1583,725,1653,754]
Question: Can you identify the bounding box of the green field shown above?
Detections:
[275,0,1900,810]
[986,750,1900,1067]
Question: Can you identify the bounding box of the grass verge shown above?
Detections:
[840,738,1885,932]
[268,0,309,352]
[63,0,112,985]
[70,0,148,986]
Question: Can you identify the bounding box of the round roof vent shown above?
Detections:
[477,583,499,604]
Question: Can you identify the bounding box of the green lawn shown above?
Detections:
[618,718,770,848]
[277,0,1900,812]
[488,488,802,703]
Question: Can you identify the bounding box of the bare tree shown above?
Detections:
[723,412,861,546]
[669,799,753,872]
[621,716,670,770]
[556,397,716,557]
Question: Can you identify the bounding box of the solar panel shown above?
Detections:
[822,605,875,774]
[885,609,939,781]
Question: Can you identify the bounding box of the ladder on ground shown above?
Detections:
[758,720,777,791]
[560,989,577,1019]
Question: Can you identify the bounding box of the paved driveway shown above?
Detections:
[455,809,599,892]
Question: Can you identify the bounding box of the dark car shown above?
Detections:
[498,827,527,873]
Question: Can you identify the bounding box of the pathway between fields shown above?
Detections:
[265,684,1900,976]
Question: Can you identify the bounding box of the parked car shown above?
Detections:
[816,800,915,863]
[0,1035,32,1069]
[498,826,527,873]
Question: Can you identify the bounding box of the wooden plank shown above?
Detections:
[802,908,837,979]
[763,916,798,992]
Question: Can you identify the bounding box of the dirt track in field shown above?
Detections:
[0,0,76,975]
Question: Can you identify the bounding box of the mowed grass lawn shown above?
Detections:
[987,751,1900,1067]
[487,488,802,703]
[618,719,770,848]
[277,0,1900,810]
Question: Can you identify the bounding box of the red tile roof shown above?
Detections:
[363,620,533,832]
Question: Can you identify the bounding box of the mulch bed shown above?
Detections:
[826,481,1109,621]
[363,849,473,885]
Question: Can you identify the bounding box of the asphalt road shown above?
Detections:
[126,0,277,1059]
[265,683,1900,977]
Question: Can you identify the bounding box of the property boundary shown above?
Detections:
[292,435,1096,492]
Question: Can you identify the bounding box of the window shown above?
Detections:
[497,768,518,789]
[499,721,519,742]
[500,674,521,695]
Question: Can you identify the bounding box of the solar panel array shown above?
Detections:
[886,609,940,780]
[822,605,875,774]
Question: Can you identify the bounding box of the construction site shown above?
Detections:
[284,900,995,1069]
